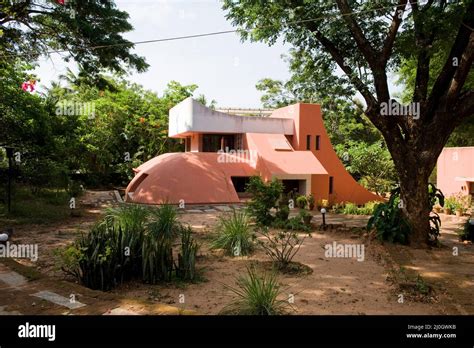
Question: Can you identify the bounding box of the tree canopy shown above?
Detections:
[223,0,474,245]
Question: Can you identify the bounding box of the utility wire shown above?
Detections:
[0,1,416,60]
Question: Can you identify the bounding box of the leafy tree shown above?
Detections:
[0,0,147,84]
[223,0,474,246]
[343,142,397,195]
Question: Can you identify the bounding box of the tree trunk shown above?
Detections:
[399,168,431,247]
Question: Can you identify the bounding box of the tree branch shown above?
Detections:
[381,0,408,65]
[335,0,378,68]
[427,1,474,114]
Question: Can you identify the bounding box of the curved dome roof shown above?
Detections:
[125,152,257,205]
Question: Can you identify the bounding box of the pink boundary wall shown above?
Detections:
[437,147,474,198]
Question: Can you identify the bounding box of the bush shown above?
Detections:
[245,176,283,226]
[256,227,306,269]
[275,204,290,221]
[103,204,150,278]
[211,210,255,256]
[59,223,124,291]
[333,201,378,215]
[176,225,199,281]
[459,219,474,242]
[221,266,291,315]
[142,204,179,283]
[367,188,411,244]
[295,195,307,209]
[307,194,315,210]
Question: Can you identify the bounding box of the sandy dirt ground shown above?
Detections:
[1,191,472,315]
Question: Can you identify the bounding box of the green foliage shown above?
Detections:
[176,225,199,281]
[256,227,306,269]
[459,220,474,242]
[444,197,461,213]
[295,195,307,209]
[221,266,291,315]
[275,204,290,221]
[142,204,179,283]
[0,186,71,225]
[0,1,148,81]
[60,223,124,291]
[103,204,150,278]
[60,204,200,290]
[306,194,315,209]
[367,189,411,244]
[245,176,283,226]
[332,201,378,215]
[211,210,255,256]
[342,142,397,195]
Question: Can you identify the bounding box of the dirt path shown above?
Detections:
[1,193,472,315]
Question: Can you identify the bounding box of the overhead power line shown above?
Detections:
[0,1,420,60]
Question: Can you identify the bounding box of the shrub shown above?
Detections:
[367,188,411,244]
[245,176,283,226]
[256,227,306,269]
[275,204,290,221]
[176,225,199,281]
[307,194,315,210]
[142,204,179,283]
[221,266,291,315]
[444,197,460,214]
[103,204,150,278]
[296,195,307,209]
[342,202,359,215]
[211,210,254,256]
[459,219,474,242]
[60,223,124,291]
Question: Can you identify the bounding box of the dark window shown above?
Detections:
[315,135,320,150]
[306,135,311,150]
[231,177,251,193]
[202,134,235,152]
[329,176,334,194]
[185,137,191,152]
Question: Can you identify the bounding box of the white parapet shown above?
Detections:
[169,97,294,137]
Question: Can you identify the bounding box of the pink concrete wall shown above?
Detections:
[271,104,383,205]
[437,147,474,197]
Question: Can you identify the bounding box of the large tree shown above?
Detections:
[0,0,147,83]
[223,0,474,246]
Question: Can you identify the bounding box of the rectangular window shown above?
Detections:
[185,137,191,152]
[306,135,311,150]
[329,176,334,194]
[315,135,320,150]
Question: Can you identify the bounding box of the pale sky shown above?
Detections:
[34,0,291,108]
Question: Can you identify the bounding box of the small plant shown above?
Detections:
[306,194,315,210]
[221,266,292,315]
[142,204,179,283]
[211,210,255,256]
[176,225,199,281]
[459,219,474,242]
[60,223,124,291]
[103,204,150,278]
[245,176,283,226]
[367,188,411,244]
[256,227,306,269]
[295,195,307,209]
[298,209,312,226]
[275,204,290,221]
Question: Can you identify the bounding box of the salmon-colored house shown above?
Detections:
[125,98,381,205]
[437,147,474,199]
